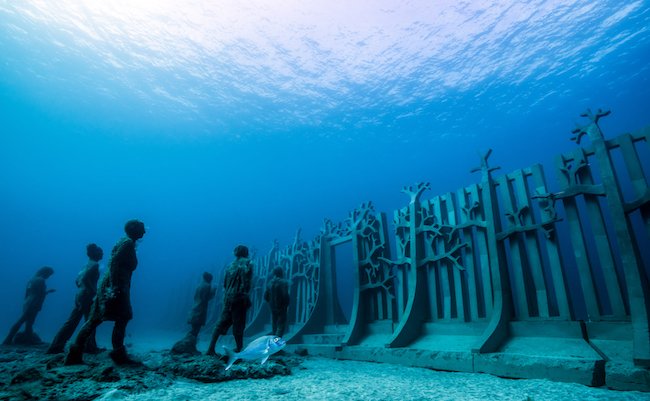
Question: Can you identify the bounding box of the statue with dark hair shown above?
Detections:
[3,266,56,346]
[171,271,216,354]
[47,243,104,354]
[264,266,290,337]
[206,244,253,355]
[65,219,146,366]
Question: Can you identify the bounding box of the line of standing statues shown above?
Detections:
[2,219,291,366]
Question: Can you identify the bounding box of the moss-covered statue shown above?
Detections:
[264,266,290,337]
[65,219,145,366]
[47,243,104,354]
[206,245,253,355]
[3,266,56,346]
[171,272,217,354]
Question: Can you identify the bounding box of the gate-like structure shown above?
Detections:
[239,110,649,389]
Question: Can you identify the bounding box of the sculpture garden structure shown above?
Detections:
[218,111,650,391]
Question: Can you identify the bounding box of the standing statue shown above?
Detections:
[65,219,146,365]
[171,272,216,354]
[206,245,253,355]
[47,243,104,354]
[264,266,290,337]
[3,266,56,346]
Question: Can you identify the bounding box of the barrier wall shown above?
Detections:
[237,110,650,390]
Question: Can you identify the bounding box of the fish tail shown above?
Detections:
[223,345,237,371]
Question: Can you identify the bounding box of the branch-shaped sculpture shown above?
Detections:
[266,239,279,263]
[359,242,385,278]
[362,247,387,284]
[462,199,481,221]
[378,255,412,268]
[497,191,563,240]
[418,239,468,271]
[570,108,611,144]
[283,235,319,324]
[401,182,431,204]
[320,218,334,236]
[416,203,437,230]
[291,272,309,281]
[393,208,410,230]
[396,237,409,262]
[531,190,559,221]
[292,228,303,252]
[360,273,396,300]
[581,108,611,124]
[329,218,353,239]
[559,153,589,187]
[348,201,374,231]
[422,231,436,252]
[470,149,501,175]
[361,213,380,238]
[279,253,292,265]
[570,124,587,145]
[279,232,308,280]
[392,208,411,258]
[505,205,530,228]
[305,242,319,267]
[420,221,455,241]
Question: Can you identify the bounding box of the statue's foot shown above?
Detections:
[84,345,105,355]
[13,331,42,346]
[45,345,64,354]
[172,337,199,355]
[109,347,142,366]
[64,345,84,365]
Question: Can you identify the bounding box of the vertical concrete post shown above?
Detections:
[318,235,347,327]
[386,183,430,348]
[473,149,512,353]
[573,110,650,366]
[343,215,364,345]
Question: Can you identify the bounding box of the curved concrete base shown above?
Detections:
[282,321,649,391]
[286,339,649,392]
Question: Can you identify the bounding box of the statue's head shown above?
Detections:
[203,272,213,283]
[86,243,104,261]
[234,245,249,258]
[124,219,146,240]
[37,266,54,278]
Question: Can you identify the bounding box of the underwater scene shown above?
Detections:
[1,1,650,400]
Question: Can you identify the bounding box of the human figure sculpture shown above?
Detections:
[264,266,290,337]
[47,243,104,354]
[65,219,145,365]
[3,266,56,346]
[206,245,253,355]
[171,272,216,354]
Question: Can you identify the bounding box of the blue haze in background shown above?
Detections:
[1,1,649,340]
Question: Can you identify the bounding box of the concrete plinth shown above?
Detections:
[286,337,649,392]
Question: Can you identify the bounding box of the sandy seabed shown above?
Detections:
[2,330,647,401]
[117,357,647,401]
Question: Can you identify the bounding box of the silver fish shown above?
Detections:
[223,335,286,371]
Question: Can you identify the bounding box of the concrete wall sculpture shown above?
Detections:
[243,110,649,391]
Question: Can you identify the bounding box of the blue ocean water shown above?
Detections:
[1,1,649,336]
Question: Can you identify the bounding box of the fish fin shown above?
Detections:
[223,346,237,371]
[261,355,270,365]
